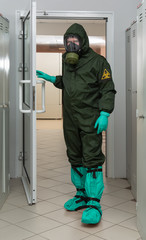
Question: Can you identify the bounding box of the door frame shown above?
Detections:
[15,10,115,183]
[36,11,115,178]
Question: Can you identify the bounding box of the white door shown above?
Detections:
[0,16,9,209]
[19,0,37,204]
[131,22,137,200]
[137,1,146,238]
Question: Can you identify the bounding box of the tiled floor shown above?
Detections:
[0,120,142,240]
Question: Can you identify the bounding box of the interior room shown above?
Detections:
[0,0,145,239]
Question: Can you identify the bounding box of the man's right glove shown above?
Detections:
[94,111,110,134]
[36,70,56,83]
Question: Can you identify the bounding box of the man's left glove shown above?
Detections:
[36,70,56,83]
[94,111,110,134]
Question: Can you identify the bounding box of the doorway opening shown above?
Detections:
[36,18,107,179]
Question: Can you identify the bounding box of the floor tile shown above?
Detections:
[40,225,89,240]
[37,160,50,165]
[103,184,121,194]
[0,202,17,213]
[40,162,67,170]
[7,191,24,199]
[10,183,25,193]
[101,194,127,207]
[6,194,28,207]
[54,166,70,174]
[0,208,38,224]
[0,225,34,240]
[102,208,135,224]
[51,174,72,184]
[47,194,73,207]
[37,185,47,193]
[37,170,63,178]
[83,236,106,240]
[119,217,138,231]
[109,189,134,201]
[37,167,47,173]
[37,188,63,200]
[107,179,130,188]
[37,178,62,188]
[49,183,75,194]
[68,219,114,234]
[0,219,10,229]
[24,236,46,240]
[22,201,61,215]
[101,204,109,211]
[44,208,82,224]
[114,201,136,214]
[16,216,62,234]
[96,225,140,240]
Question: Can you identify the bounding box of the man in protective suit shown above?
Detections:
[36,23,116,225]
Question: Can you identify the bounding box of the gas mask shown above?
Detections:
[64,35,81,65]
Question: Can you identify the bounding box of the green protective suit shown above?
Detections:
[54,23,116,168]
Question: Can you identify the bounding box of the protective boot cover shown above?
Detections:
[81,166,104,224]
[64,167,87,211]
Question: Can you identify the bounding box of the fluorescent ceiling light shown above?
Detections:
[36,35,105,45]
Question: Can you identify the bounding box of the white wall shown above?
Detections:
[0,0,137,177]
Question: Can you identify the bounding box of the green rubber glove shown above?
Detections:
[94,111,110,134]
[36,70,56,83]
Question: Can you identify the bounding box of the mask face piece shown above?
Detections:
[64,35,81,64]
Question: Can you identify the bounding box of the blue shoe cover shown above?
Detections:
[81,166,104,224]
[64,166,87,211]
[81,202,102,224]
[64,191,87,211]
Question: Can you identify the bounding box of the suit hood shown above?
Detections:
[64,23,89,54]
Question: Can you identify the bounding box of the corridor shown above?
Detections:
[0,121,141,240]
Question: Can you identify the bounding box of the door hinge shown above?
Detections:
[18,152,23,161]
[18,63,28,72]
[8,173,10,181]
[19,30,23,39]
[18,30,27,39]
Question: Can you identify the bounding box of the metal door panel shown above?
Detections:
[0,108,3,199]
[20,1,37,204]
[126,28,132,183]
[131,22,137,200]
[137,2,146,239]
[0,16,9,209]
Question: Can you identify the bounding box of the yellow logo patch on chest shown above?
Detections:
[101,69,111,80]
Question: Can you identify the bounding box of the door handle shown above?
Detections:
[139,115,145,119]
[136,109,145,119]
[19,80,31,113]
[3,104,9,108]
[0,104,9,108]
[36,80,46,113]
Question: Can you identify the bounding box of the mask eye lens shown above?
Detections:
[65,35,81,52]
[67,38,79,45]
